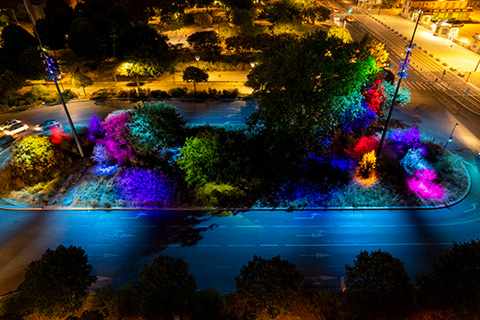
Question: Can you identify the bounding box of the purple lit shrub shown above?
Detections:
[390,130,404,143]
[407,168,444,199]
[88,114,105,141]
[402,126,421,150]
[115,168,174,206]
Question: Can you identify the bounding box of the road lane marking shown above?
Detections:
[463,203,477,213]
[285,243,452,247]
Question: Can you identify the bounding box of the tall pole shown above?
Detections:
[23,0,84,157]
[443,123,458,151]
[376,0,425,158]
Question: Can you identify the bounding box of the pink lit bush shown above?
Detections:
[407,168,444,199]
[99,111,136,165]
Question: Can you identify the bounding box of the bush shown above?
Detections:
[115,167,175,206]
[150,90,171,99]
[177,129,252,187]
[194,182,245,207]
[90,88,117,100]
[168,87,189,97]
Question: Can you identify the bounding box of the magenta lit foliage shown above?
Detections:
[407,168,444,199]
[88,114,105,141]
[115,168,174,205]
[99,111,136,165]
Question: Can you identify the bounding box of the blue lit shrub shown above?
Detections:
[115,168,175,206]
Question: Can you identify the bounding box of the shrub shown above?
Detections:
[99,110,136,165]
[150,90,171,99]
[115,167,175,206]
[88,114,105,141]
[11,135,56,173]
[168,87,188,97]
[194,182,245,207]
[177,129,252,187]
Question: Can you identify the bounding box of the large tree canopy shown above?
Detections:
[247,31,378,140]
[115,25,173,76]
[16,245,96,317]
[417,239,480,307]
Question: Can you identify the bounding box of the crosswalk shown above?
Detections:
[404,81,439,92]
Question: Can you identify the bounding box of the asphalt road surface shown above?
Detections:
[0,158,478,295]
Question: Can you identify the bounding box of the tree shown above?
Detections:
[72,68,93,96]
[68,17,108,62]
[246,31,377,153]
[176,129,251,186]
[417,239,480,307]
[182,66,209,94]
[35,18,67,50]
[236,255,304,318]
[16,245,97,317]
[137,255,197,320]
[128,101,187,156]
[186,31,221,54]
[115,25,174,85]
[327,26,353,43]
[344,250,414,319]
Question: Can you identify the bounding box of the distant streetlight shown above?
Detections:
[250,61,256,68]
[443,123,458,151]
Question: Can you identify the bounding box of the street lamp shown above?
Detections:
[443,123,458,151]
[250,61,256,68]
[376,0,426,158]
[23,0,84,158]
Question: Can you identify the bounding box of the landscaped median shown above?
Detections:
[0,101,470,211]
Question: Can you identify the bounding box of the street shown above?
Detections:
[0,166,479,295]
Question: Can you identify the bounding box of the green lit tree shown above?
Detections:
[246,31,377,154]
[182,66,208,94]
[72,68,93,96]
[236,255,304,318]
[176,129,251,186]
[15,245,97,317]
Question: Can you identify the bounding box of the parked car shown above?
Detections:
[34,120,62,132]
[0,135,14,151]
[4,123,29,135]
[346,16,355,22]
[0,119,21,131]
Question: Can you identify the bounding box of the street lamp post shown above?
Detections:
[443,123,458,151]
[376,0,426,158]
[23,0,84,158]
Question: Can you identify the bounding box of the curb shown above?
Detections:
[1,160,471,212]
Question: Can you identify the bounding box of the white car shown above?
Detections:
[0,119,21,131]
[4,123,29,135]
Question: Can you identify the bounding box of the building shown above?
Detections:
[401,0,472,38]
